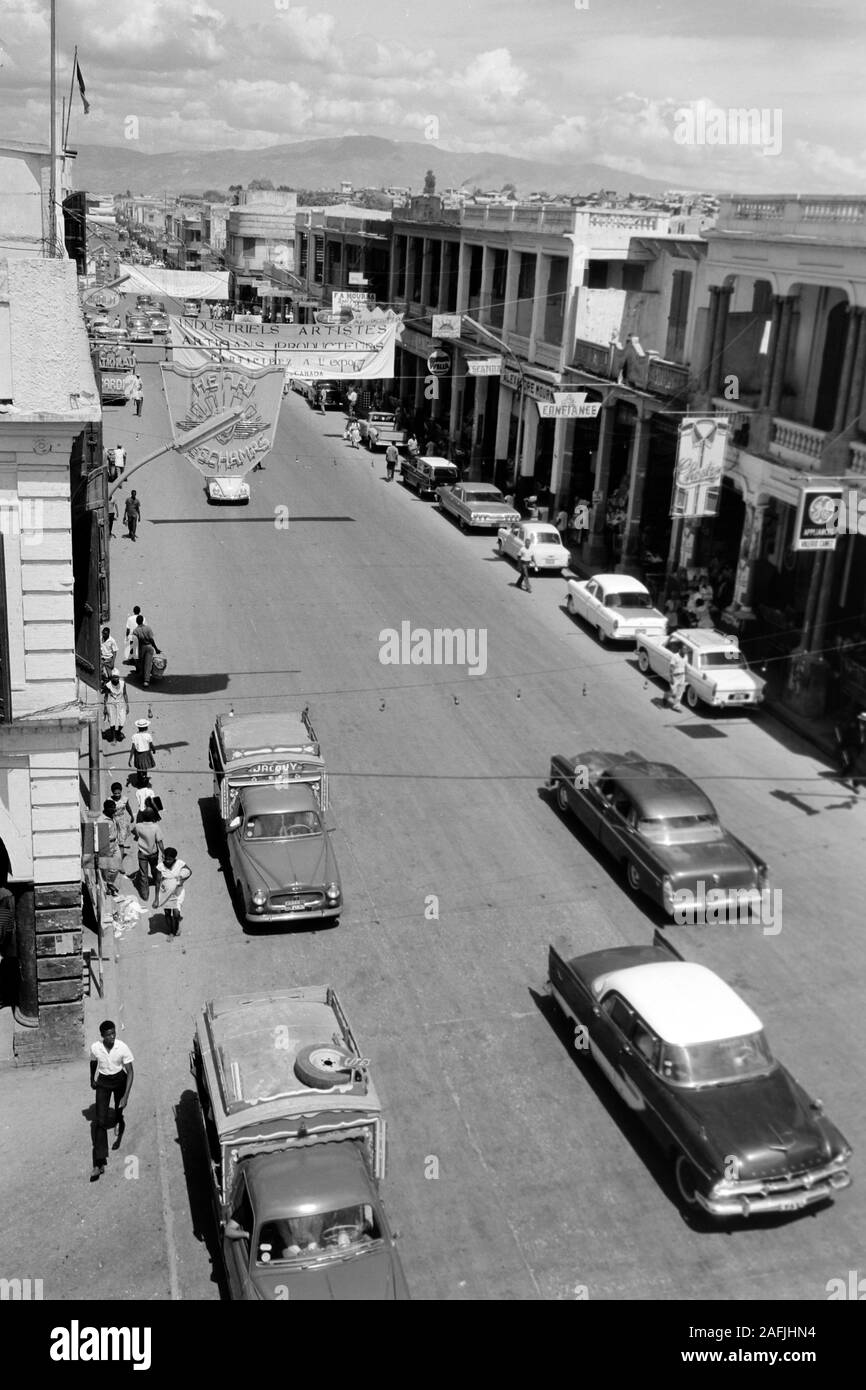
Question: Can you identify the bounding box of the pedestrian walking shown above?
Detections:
[346,422,361,449]
[89,1020,134,1180]
[103,670,129,743]
[100,626,118,685]
[127,770,162,825]
[123,489,141,541]
[124,606,143,664]
[113,443,126,477]
[346,388,358,419]
[154,847,192,938]
[515,539,533,592]
[108,494,119,538]
[132,809,163,902]
[665,647,688,710]
[109,782,134,855]
[385,442,399,481]
[134,614,161,686]
[97,800,123,897]
[406,433,420,460]
[129,718,156,773]
[129,372,144,417]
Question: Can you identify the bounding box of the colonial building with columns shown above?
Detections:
[686,195,866,715]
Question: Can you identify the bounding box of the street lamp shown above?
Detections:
[460,314,526,487]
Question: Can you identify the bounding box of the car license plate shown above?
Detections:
[729,694,747,702]
[777,1198,805,1211]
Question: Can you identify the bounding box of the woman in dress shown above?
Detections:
[129,719,156,774]
[103,670,129,744]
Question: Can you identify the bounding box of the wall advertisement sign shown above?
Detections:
[670,417,730,518]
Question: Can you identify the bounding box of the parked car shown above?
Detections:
[565,574,667,645]
[546,942,852,1219]
[125,313,153,343]
[497,521,569,572]
[437,482,520,531]
[148,312,170,339]
[224,783,341,927]
[206,476,250,505]
[93,323,130,345]
[358,411,406,450]
[290,378,342,409]
[636,629,766,711]
[401,455,458,497]
[182,299,201,316]
[546,748,769,915]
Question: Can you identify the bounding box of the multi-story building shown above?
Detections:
[294,203,393,321]
[226,189,297,312]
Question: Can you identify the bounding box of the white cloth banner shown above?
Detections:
[176,318,397,380]
[118,263,230,299]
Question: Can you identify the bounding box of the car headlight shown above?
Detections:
[325,883,341,904]
[610,617,620,632]
[251,889,267,910]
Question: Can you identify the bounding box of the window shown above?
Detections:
[602,994,633,1035]
[665,269,692,361]
[515,253,536,336]
[410,237,424,301]
[543,257,568,343]
[488,248,508,328]
[467,245,483,314]
[621,263,644,293]
[313,238,324,284]
[586,260,610,290]
[231,1184,254,1239]
[631,1022,659,1068]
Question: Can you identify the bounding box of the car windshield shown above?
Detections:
[531,528,561,544]
[637,813,724,845]
[605,591,653,609]
[465,489,503,503]
[660,1031,775,1086]
[243,810,322,839]
[701,650,749,669]
[256,1205,381,1263]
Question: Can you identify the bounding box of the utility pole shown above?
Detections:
[48,0,57,256]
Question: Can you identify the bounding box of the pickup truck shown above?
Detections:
[208,709,342,926]
[192,987,410,1299]
[358,411,406,451]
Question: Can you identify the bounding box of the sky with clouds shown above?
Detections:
[0,0,863,191]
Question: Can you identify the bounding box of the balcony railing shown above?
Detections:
[717,195,866,245]
[769,418,827,466]
[570,338,611,376]
[646,357,690,397]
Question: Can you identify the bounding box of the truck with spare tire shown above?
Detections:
[192,986,409,1300]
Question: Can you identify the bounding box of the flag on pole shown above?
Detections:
[75,57,90,114]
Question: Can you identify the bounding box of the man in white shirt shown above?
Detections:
[89,1019,134,1180]
[113,443,126,476]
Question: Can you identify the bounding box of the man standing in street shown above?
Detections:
[346,387,358,419]
[515,538,533,593]
[129,371,144,417]
[385,441,399,481]
[113,443,126,478]
[123,489,141,541]
[134,614,161,686]
[133,808,163,902]
[89,1020,134,1181]
[103,669,129,744]
[666,647,688,711]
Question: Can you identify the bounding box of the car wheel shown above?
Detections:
[294,1044,357,1090]
[626,860,641,895]
[459,516,467,531]
[675,1155,702,1207]
[686,684,700,710]
[637,648,650,673]
[556,781,570,813]
[597,625,608,646]
[497,538,504,553]
[566,593,576,615]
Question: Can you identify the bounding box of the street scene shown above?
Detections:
[0,0,864,1329]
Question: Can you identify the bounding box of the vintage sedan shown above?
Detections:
[565,574,667,644]
[636,628,766,710]
[93,322,130,344]
[546,943,852,1218]
[497,521,570,572]
[546,748,769,915]
[226,782,342,926]
[125,313,153,343]
[148,311,170,340]
[206,476,251,505]
[182,299,202,317]
[437,482,520,531]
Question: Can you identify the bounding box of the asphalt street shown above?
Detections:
[9,298,863,1302]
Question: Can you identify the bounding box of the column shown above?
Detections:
[455,242,469,314]
[616,412,652,574]
[698,286,721,393]
[708,285,733,398]
[405,238,418,303]
[420,238,433,308]
[437,239,449,312]
[845,307,866,431]
[519,398,538,478]
[502,249,519,336]
[768,296,795,416]
[583,404,615,565]
[529,254,550,359]
[758,296,783,407]
[832,305,860,435]
[479,246,494,322]
[730,501,766,613]
[812,546,838,655]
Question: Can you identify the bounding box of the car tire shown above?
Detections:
[294,1044,357,1090]
[675,1155,702,1207]
[597,625,608,646]
[686,685,700,711]
[566,593,576,615]
[626,860,641,895]
[497,538,504,553]
[556,781,570,814]
[459,516,467,531]
[637,648,650,673]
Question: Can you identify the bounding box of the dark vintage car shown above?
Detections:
[546,943,853,1218]
[546,749,769,916]
[226,781,341,926]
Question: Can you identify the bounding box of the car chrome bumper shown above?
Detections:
[710,691,764,706]
[698,1169,851,1217]
[245,903,341,924]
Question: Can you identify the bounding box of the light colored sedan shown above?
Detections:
[206,476,251,505]
[497,521,570,572]
[437,482,520,531]
[635,628,766,710]
[565,573,667,645]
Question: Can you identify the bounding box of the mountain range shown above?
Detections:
[71,135,685,199]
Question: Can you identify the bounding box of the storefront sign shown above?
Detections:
[348,273,368,286]
[432,314,462,339]
[332,290,371,310]
[176,318,397,380]
[160,362,286,476]
[793,486,844,550]
[537,391,601,418]
[467,357,502,377]
[427,348,451,375]
[501,365,557,402]
[671,417,729,518]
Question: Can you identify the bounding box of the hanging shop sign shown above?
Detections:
[537,391,602,419]
[160,362,286,477]
[501,365,557,402]
[432,314,462,339]
[467,357,502,377]
[670,416,729,518]
[427,348,452,375]
[792,486,845,550]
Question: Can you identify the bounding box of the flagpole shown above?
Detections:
[63,44,78,151]
[48,0,57,256]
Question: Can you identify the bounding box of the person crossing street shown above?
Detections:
[385,442,399,481]
[123,490,141,541]
[515,538,533,592]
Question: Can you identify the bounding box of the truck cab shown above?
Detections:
[192,988,409,1300]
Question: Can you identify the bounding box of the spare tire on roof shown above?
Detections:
[294,1044,356,1089]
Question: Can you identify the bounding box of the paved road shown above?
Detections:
[56,306,866,1300]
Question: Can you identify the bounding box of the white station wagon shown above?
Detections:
[565,574,668,644]
[497,521,570,572]
[635,628,766,710]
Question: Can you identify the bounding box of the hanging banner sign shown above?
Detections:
[793,486,844,550]
[537,392,601,418]
[671,416,729,518]
[160,362,286,477]
[332,290,371,311]
[467,357,502,377]
[348,273,368,286]
[432,314,462,339]
[177,318,398,380]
